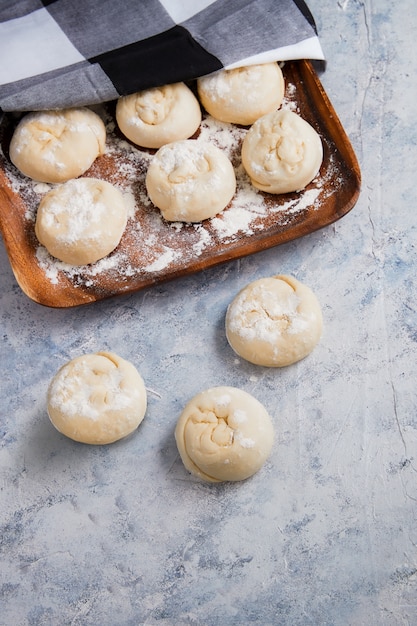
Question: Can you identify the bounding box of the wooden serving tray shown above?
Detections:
[0,60,361,308]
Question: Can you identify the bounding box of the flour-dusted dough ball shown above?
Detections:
[35,177,128,265]
[175,386,274,483]
[116,82,202,149]
[9,108,106,183]
[197,62,285,125]
[145,139,236,222]
[241,109,323,194]
[47,352,147,445]
[226,275,323,367]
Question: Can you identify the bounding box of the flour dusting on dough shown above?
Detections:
[0,81,342,293]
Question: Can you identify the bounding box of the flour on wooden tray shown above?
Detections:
[144,247,181,273]
[1,91,339,291]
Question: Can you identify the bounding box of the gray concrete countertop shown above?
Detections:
[1,1,416,624]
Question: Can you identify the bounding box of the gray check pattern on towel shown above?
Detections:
[0,0,324,112]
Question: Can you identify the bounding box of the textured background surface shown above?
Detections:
[1,1,416,624]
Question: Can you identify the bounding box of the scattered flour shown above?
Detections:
[0,77,343,299]
[144,247,181,272]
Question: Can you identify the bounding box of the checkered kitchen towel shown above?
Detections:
[0,0,324,113]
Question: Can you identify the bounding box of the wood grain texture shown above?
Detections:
[0,61,361,308]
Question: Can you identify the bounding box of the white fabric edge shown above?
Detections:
[224,36,325,70]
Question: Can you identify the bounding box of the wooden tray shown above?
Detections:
[0,60,361,308]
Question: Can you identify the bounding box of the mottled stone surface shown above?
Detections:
[1,1,416,624]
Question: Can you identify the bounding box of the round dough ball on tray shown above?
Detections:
[226,275,323,367]
[116,82,202,149]
[47,352,147,445]
[145,139,236,222]
[9,108,106,183]
[35,177,128,265]
[175,386,274,483]
[197,62,285,126]
[241,109,323,194]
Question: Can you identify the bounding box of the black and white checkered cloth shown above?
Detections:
[0,0,324,112]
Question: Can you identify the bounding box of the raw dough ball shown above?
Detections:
[116,82,202,149]
[241,109,323,193]
[175,386,274,483]
[47,352,147,445]
[145,139,236,222]
[197,62,285,125]
[9,108,106,183]
[226,275,323,367]
[35,177,128,265]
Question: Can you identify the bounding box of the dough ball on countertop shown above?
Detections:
[241,109,323,194]
[9,108,106,183]
[35,177,128,265]
[116,82,202,149]
[197,62,285,126]
[175,386,274,483]
[226,275,323,367]
[145,139,236,223]
[47,352,147,445]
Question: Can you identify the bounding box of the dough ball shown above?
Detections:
[35,177,128,265]
[197,62,285,125]
[241,109,323,194]
[9,108,106,183]
[145,139,236,222]
[175,386,274,483]
[116,82,202,149]
[47,352,147,445]
[226,275,323,367]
